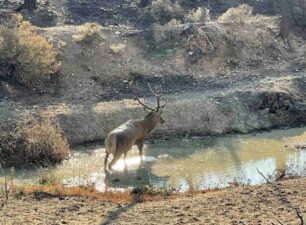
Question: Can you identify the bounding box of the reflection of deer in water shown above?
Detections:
[104,84,167,172]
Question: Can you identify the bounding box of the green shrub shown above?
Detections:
[0,119,70,168]
[0,17,59,90]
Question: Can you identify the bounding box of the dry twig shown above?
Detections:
[256,168,271,183]
[296,209,304,225]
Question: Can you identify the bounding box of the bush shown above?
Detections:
[153,19,183,43]
[218,4,253,24]
[0,16,59,90]
[186,7,211,23]
[0,118,70,168]
[151,0,183,24]
[110,43,127,54]
[73,22,102,43]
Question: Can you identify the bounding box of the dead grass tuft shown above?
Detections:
[186,7,211,23]
[0,118,70,168]
[153,19,183,43]
[151,0,183,24]
[17,184,221,204]
[20,184,132,203]
[73,22,102,44]
[110,43,126,54]
[218,4,253,24]
[0,15,59,90]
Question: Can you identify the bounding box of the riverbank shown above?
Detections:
[1,72,306,146]
[1,177,305,225]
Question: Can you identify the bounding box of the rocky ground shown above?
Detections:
[1,178,306,225]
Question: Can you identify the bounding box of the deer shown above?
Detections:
[104,84,167,172]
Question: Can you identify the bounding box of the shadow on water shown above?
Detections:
[104,160,169,190]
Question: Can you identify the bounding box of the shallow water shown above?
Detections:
[6,127,306,192]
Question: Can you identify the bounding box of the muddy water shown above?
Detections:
[10,128,306,192]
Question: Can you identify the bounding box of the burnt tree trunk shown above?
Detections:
[24,0,37,9]
[139,0,152,7]
[280,0,291,41]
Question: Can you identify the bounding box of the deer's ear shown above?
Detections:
[158,111,163,115]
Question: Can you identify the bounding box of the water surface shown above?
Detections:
[7,127,306,191]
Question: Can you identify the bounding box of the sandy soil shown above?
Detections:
[1,178,306,225]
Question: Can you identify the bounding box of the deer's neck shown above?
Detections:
[142,118,156,135]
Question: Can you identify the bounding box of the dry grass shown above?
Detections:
[153,19,183,43]
[0,118,70,168]
[218,4,253,24]
[110,43,126,54]
[18,183,219,204]
[73,22,102,43]
[151,0,183,24]
[3,178,306,225]
[19,184,132,203]
[0,15,59,89]
[186,7,211,23]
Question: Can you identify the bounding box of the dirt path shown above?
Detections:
[1,178,306,225]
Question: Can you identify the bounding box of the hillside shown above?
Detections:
[0,1,306,144]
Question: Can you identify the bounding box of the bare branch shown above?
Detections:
[256,168,271,183]
[296,209,304,225]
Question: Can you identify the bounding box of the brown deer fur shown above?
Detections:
[104,111,164,171]
[104,84,166,171]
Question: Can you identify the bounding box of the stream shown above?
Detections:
[8,127,306,192]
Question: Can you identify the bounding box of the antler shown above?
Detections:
[148,83,167,111]
[132,82,167,111]
[132,86,156,111]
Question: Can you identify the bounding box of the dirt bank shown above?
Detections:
[1,73,306,145]
[46,73,306,144]
[1,178,306,225]
[1,4,306,145]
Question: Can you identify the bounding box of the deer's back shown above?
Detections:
[105,120,145,154]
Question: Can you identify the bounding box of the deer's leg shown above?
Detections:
[136,139,144,163]
[108,153,121,171]
[104,152,110,171]
[123,152,128,174]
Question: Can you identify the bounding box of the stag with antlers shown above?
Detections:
[104,84,167,172]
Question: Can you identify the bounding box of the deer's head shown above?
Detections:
[145,110,165,125]
[133,83,167,125]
